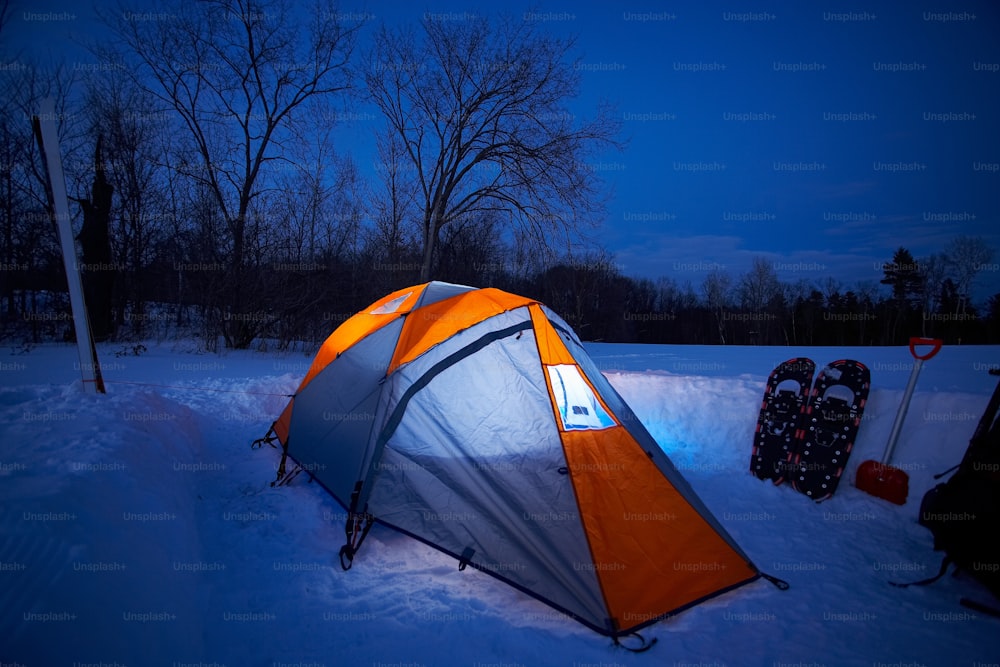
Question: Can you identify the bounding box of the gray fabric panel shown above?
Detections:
[367,323,608,628]
[366,308,536,446]
[359,319,534,505]
[415,281,476,308]
[287,318,403,504]
[358,309,536,506]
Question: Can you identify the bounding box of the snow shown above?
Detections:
[2,340,999,666]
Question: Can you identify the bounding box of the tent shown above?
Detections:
[260,281,781,646]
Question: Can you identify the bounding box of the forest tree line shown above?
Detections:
[1,0,998,349]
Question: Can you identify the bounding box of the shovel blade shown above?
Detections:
[856,460,909,505]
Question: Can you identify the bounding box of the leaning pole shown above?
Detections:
[32,97,105,394]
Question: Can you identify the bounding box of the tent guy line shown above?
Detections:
[101,379,294,398]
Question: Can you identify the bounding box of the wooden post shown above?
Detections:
[33,97,105,394]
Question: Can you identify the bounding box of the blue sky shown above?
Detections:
[6,0,1000,300]
[538,0,1000,298]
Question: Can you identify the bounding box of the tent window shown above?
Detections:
[547,364,616,431]
[370,291,412,315]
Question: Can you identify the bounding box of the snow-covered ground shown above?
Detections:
[2,340,998,666]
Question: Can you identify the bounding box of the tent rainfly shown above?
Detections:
[257,281,786,649]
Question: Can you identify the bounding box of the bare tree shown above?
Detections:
[736,258,782,344]
[105,0,361,347]
[820,276,842,304]
[365,131,420,281]
[0,58,78,335]
[739,257,781,314]
[80,68,173,335]
[436,210,506,286]
[272,127,352,263]
[654,277,683,312]
[854,280,879,344]
[781,278,812,345]
[916,253,948,334]
[944,235,993,316]
[702,269,732,344]
[366,13,621,281]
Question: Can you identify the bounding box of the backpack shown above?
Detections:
[912,369,1000,604]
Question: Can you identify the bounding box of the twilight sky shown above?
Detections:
[7,0,1000,300]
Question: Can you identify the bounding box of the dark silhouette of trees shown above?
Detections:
[880,247,924,343]
[74,136,115,341]
[79,69,172,337]
[105,0,361,348]
[2,6,997,350]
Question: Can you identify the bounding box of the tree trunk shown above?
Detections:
[2,148,13,320]
[77,135,115,342]
[419,206,441,282]
[223,211,251,348]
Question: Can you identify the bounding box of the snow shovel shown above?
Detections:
[856,337,943,505]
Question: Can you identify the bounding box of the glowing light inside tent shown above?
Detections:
[547,364,616,430]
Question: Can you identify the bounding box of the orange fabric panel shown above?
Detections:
[388,288,536,373]
[528,304,576,365]
[561,427,757,628]
[297,284,425,390]
[273,399,293,445]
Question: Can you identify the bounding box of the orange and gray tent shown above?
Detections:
[262,281,781,645]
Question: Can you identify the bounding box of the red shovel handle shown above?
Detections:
[909,337,943,361]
